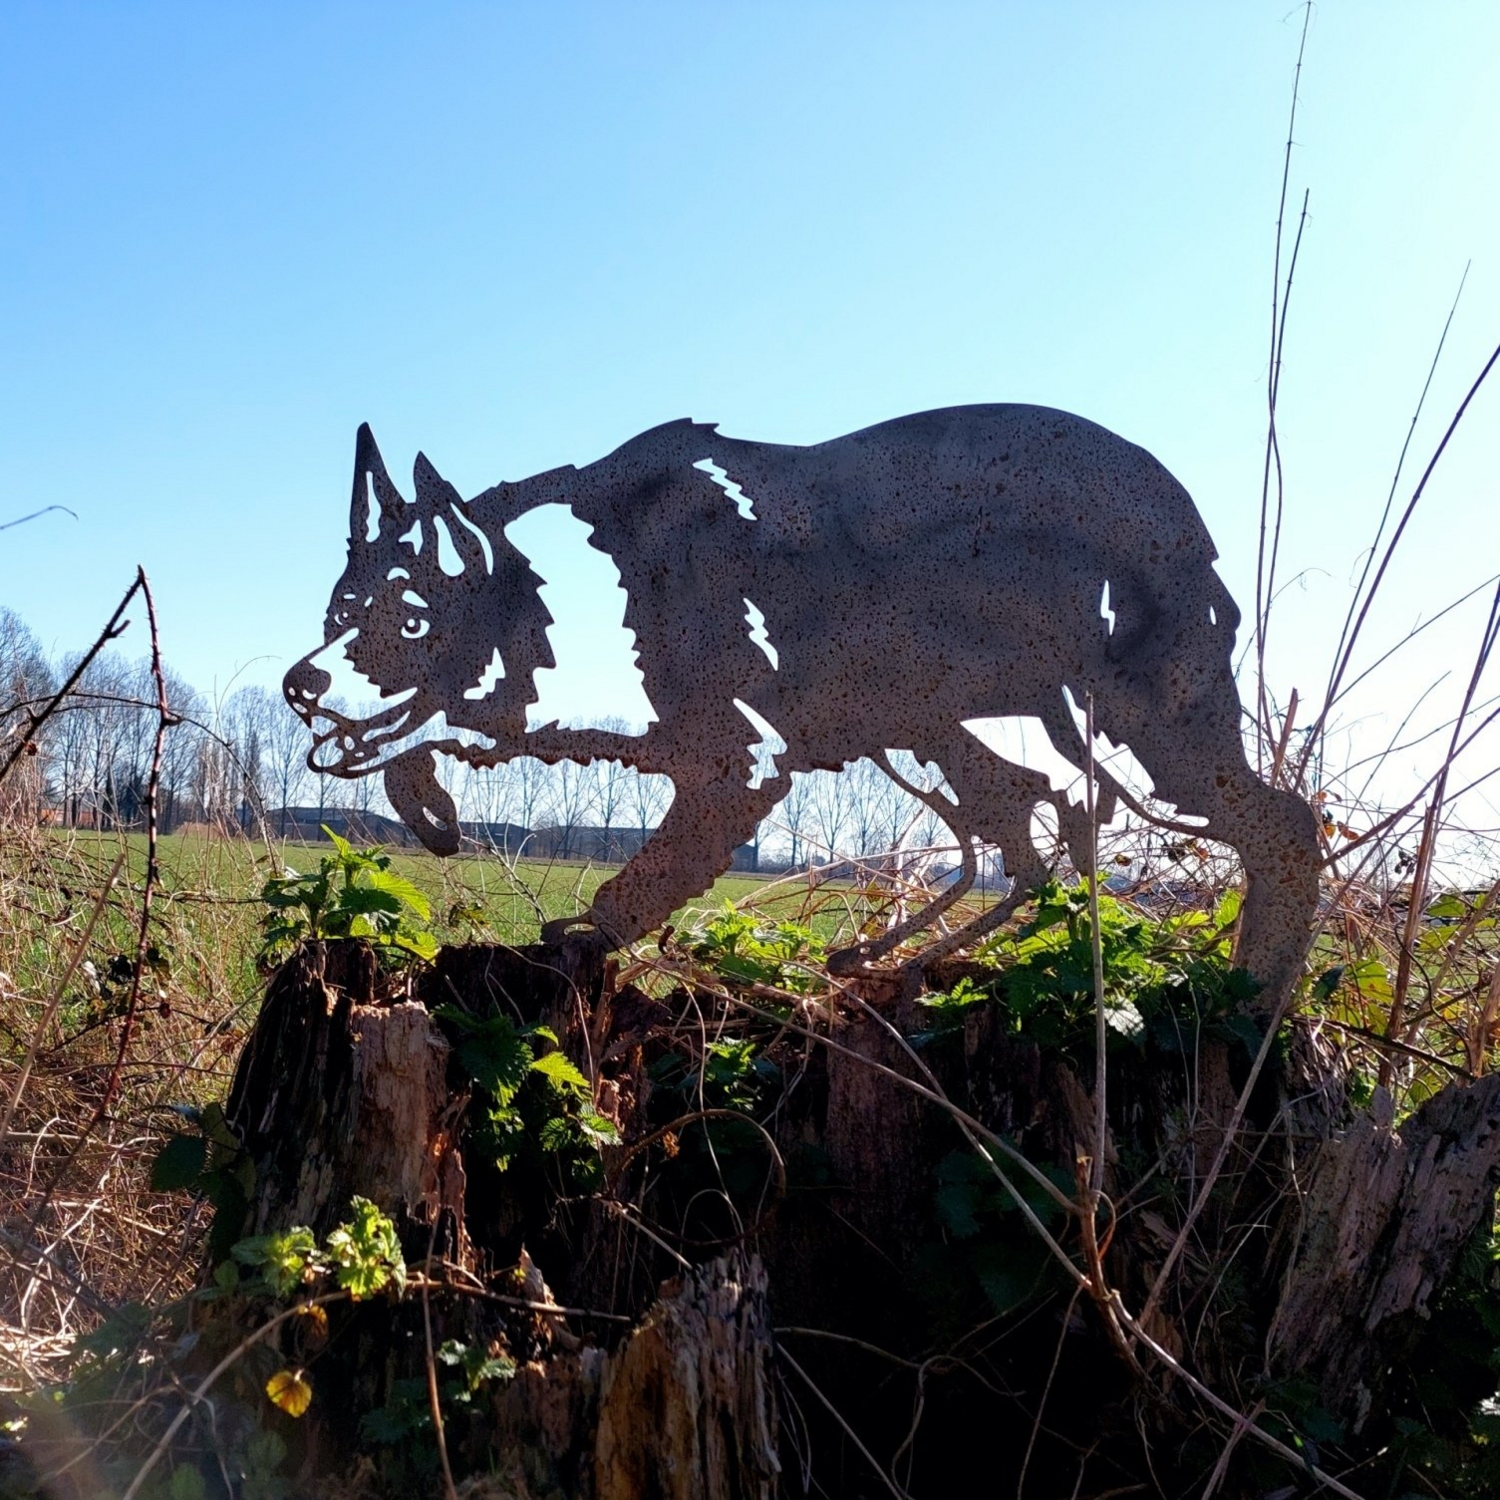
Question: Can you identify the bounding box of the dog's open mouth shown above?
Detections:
[307,702,497,774]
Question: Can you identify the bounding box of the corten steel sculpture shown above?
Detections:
[284,406,1320,1005]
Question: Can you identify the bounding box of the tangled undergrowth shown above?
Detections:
[4,806,1500,1497]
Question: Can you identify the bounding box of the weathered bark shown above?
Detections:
[468,1253,776,1500]
[226,942,464,1251]
[1270,1071,1500,1430]
[595,1252,779,1500]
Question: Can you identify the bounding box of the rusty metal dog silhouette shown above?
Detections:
[284,406,1319,1006]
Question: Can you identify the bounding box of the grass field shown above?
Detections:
[4,827,862,1026]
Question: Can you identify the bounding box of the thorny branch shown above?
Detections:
[22,569,183,1231]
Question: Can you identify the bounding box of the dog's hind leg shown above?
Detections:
[826,790,978,976]
[827,735,1056,974]
[902,744,1056,973]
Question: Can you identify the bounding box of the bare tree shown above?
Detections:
[808,769,854,864]
[540,757,597,861]
[845,757,914,860]
[452,759,510,842]
[506,756,551,851]
[887,752,958,879]
[261,689,313,837]
[57,650,133,829]
[630,766,673,847]
[775,772,816,870]
[223,686,283,834]
[0,608,55,822]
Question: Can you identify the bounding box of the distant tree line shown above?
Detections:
[0,606,971,873]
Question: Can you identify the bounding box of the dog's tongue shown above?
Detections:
[384,750,461,855]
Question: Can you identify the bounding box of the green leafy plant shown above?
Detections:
[357,1344,516,1484]
[324,1195,407,1299]
[257,827,438,967]
[231,1225,321,1297]
[920,1145,1075,1319]
[652,1036,780,1113]
[7,1198,412,1500]
[688,902,825,991]
[436,1337,517,1397]
[227,1197,405,1306]
[914,881,1264,1059]
[434,1005,619,1188]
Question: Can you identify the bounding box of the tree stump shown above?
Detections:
[594,1252,779,1500]
[227,941,464,1252]
[217,940,1500,1498]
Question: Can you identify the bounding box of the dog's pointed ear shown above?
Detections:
[414,452,491,576]
[413,452,461,513]
[351,424,409,541]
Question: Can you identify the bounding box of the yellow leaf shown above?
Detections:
[266,1367,313,1418]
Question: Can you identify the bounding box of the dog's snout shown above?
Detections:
[283,658,332,716]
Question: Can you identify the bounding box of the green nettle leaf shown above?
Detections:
[970,1239,1050,1315]
[364,868,432,920]
[1221,1013,1266,1056]
[530,1049,591,1096]
[934,1152,990,1239]
[441,1012,533,1102]
[265,1229,320,1295]
[323,825,354,861]
[150,1133,207,1192]
[578,1110,621,1144]
[1104,1000,1146,1040]
[359,1382,431,1445]
[392,930,439,961]
[936,1178,983,1239]
[1212,888,1243,929]
[468,1353,517,1386]
[436,1338,516,1390]
[337,886,404,917]
[245,1429,288,1478]
[1307,966,1345,1004]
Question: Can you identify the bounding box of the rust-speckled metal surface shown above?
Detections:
[285,406,1319,1005]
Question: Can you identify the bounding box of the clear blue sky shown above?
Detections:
[4,3,1498,824]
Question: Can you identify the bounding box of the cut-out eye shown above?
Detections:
[333,610,350,627]
[401,617,430,640]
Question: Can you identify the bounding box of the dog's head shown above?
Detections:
[283,425,553,776]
